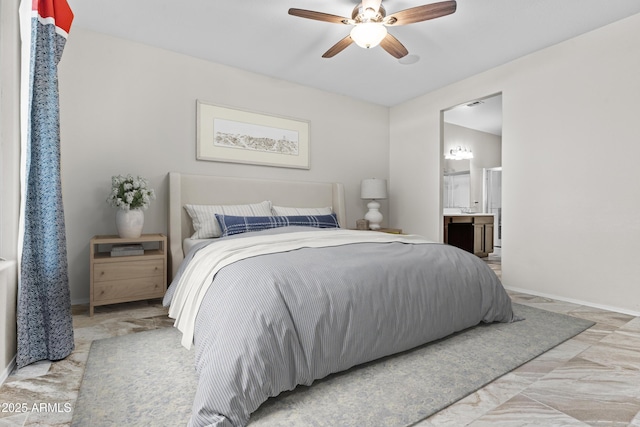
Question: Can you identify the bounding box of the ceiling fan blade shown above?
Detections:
[385,0,457,26]
[288,8,350,24]
[379,33,409,59]
[322,35,354,58]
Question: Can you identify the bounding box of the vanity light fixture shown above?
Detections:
[445,146,474,160]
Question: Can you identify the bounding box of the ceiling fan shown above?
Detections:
[288,0,457,59]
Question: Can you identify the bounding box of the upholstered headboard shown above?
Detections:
[168,172,347,278]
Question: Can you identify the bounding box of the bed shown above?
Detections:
[164,172,516,427]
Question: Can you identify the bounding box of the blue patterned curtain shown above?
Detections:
[17,0,74,368]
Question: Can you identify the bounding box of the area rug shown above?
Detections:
[72,304,594,427]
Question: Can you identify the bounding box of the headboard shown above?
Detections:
[168,172,347,278]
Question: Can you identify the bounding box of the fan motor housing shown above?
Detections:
[352,4,386,23]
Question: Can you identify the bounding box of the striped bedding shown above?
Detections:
[164,227,516,427]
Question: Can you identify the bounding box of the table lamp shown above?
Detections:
[360,178,387,230]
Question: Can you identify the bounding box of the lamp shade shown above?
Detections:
[350,23,388,49]
[360,178,388,200]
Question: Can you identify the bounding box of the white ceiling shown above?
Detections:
[444,94,502,136]
[69,0,640,131]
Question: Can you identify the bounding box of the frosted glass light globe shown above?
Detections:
[350,23,387,49]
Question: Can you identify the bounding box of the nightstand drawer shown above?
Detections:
[93,259,163,283]
[93,277,165,304]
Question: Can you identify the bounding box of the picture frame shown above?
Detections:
[196,100,310,169]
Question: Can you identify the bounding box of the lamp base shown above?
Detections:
[364,200,383,230]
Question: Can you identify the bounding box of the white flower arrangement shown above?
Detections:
[106,174,156,211]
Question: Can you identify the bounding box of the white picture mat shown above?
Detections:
[196,100,310,169]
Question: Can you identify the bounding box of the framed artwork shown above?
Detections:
[196,100,310,169]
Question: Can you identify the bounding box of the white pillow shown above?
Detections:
[185,201,273,239]
[272,206,332,216]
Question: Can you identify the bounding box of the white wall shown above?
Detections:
[58,29,391,303]
[390,13,640,314]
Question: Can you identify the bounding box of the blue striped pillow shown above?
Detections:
[215,213,340,237]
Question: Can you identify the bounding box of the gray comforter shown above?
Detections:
[164,228,516,427]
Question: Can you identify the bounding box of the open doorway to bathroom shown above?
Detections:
[442,93,502,273]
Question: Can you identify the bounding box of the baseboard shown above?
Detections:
[504,286,640,318]
[71,297,89,306]
[0,355,16,385]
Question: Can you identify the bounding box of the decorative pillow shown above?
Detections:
[184,201,273,239]
[215,213,340,237]
[272,206,333,216]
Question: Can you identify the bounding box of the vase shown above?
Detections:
[115,209,144,238]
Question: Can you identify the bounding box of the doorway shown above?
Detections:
[442,93,503,260]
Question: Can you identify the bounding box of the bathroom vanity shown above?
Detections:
[443,214,494,257]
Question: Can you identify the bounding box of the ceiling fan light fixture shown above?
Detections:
[289,1,457,58]
[363,7,377,20]
[350,23,387,49]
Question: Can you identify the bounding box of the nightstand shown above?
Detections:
[351,228,403,234]
[376,228,403,234]
[89,234,167,316]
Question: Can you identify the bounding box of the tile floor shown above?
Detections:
[1,257,639,426]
